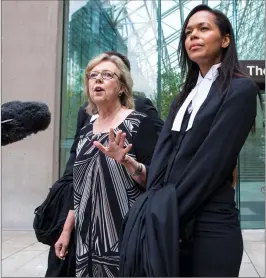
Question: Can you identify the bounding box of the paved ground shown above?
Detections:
[1,230,265,277]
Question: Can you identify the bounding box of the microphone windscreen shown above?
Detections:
[1,101,51,146]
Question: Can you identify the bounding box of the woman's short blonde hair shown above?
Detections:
[84,53,134,114]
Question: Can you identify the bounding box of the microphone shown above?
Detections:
[1,101,51,146]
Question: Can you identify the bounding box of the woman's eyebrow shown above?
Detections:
[186,22,210,29]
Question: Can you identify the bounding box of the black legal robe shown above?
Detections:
[119,77,258,277]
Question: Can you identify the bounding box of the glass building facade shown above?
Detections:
[60,0,265,228]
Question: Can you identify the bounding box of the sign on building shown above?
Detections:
[239,60,265,89]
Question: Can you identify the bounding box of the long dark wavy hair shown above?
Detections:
[176,4,261,110]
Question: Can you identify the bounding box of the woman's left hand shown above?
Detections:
[93,128,132,163]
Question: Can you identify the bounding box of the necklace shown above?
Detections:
[95,105,122,134]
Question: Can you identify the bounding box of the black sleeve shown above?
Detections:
[62,103,89,178]
[132,116,159,177]
[176,78,257,223]
[134,96,164,136]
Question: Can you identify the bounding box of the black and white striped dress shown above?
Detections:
[73,111,158,277]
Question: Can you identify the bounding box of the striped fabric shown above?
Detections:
[73,111,146,277]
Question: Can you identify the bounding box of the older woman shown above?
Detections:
[54,53,158,277]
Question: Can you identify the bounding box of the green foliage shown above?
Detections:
[62,70,87,140]
[151,70,182,120]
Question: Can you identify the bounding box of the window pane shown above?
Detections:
[60,0,265,229]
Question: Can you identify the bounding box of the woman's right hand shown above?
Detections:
[93,128,132,163]
[54,230,71,260]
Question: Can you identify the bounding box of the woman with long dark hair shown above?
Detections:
[95,4,260,277]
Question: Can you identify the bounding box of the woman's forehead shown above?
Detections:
[92,60,119,72]
[186,11,216,28]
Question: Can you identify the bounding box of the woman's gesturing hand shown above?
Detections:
[93,128,132,163]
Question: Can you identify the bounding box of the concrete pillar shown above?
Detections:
[2,0,64,229]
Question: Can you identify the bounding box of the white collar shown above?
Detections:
[172,63,221,132]
[196,63,221,85]
[90,114,99,122]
